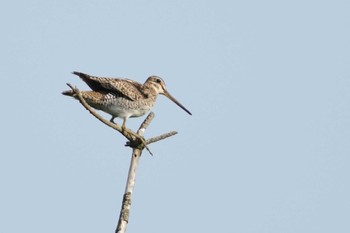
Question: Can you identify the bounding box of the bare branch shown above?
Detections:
[66,83,153,155]
[146,131,178,145]
[64,83,182,233]
[138,112,155,133]
[115,119,145,233]
[66,83,124,133]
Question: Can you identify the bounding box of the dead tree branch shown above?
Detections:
[64,83,179,233]
[115,113,153,233]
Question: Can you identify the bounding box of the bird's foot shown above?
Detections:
[123,127,153,156]
[110,117,116,124]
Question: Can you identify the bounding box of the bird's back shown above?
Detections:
[72,71,147,101]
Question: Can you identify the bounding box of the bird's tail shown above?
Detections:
[71,71,104,91]
[72,71,87,79]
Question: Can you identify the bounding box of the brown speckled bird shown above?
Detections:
[62,72,192,129]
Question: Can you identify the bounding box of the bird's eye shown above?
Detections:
[156,78,161,83]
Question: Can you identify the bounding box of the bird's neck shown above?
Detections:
[142,83,160,97]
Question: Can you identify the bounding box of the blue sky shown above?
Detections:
[1,0,350,232]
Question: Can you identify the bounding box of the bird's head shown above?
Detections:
[145,76,192,115]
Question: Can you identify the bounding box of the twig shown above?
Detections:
[146,131,178,145]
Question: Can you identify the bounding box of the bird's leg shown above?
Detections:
[110,116,116,123]
[121,118,140,140]
[121,117,127,132]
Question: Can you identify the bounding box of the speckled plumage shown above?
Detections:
[62,71,191,128]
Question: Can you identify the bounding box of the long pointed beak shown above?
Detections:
[163,90,192,115]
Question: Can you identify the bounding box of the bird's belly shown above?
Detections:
[105,105,151,119]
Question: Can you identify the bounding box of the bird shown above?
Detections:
[62,71,192,130]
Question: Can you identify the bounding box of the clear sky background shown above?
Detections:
[1,0,349,232]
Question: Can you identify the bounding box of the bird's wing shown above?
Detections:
[72,71,146,101]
